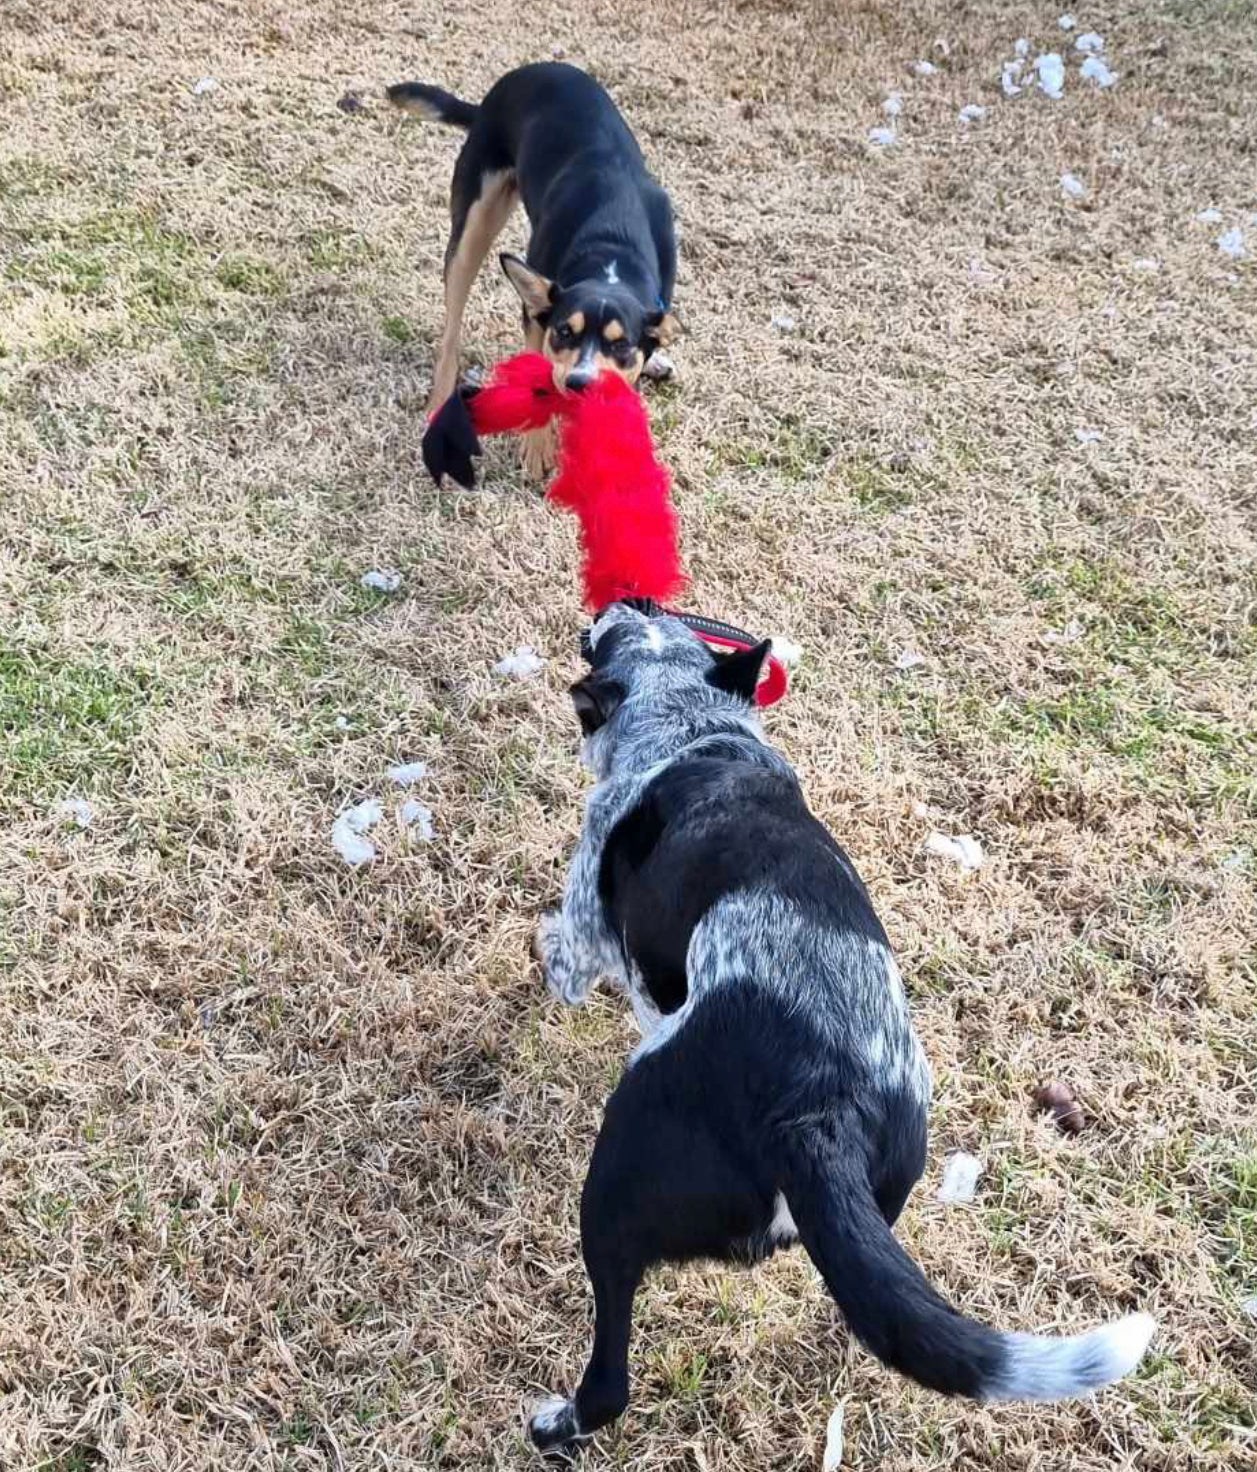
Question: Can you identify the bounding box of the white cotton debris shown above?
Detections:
[1059,14,1076,29]
[1061,172,1087,198]
[1196,208,1223,225]
[937,1151,982,1204]
[913,60,937,77]
[822,1401,845,1471]
[493,645,545,679]
[1075,427,1102,443]
[1036,53,1066,99]
[958,104,987,123]
[360,568,402,592]
[1217,227,1247,259]
[1080,55,1118,88]
[1075,31,1105,53]
[191,77,218,96]
[1001,63,1024,97]
[388,761,428,787]
[883,93,904,116]
[925,831,984,871]
[1241,1294,1257,1320]
[1042,618,1085,646]
[400,798,434,840]
[894,648,926,671]
[1014,37,1030,57]
[770,635,803,668]
[57,798,95,829]
[1132,258,1160,272]
[333,715,351,731]
[868,126,897,147]
[331,798,383,867]
[771,312,798,332]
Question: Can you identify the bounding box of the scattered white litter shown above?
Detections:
[913,60,937,77]
[333,715,351,731]
[1001,62,1024,97]
[1014,37,1030,58]
[895,648,926,671]
[1036,53,1066,99]
[57,798,95,828]
[388,761,428,787]
[1075,427,1102,443]
[493,645,545,679]
[1075,31,1105,54]
[1042,617,1085,646]
[821,1401,845,1471]
[1132,257,1160,272]
[361,568,402,592]
[1080,55,1119,88]
[883,93,904,117]
[1196,207,1223,225]
[641,350,674,382]
[770,635,803,668]
[925,832,984,871]
[933,36,951,57]
[958,104,987,123]
[1241,1294,1257,1320]
[191,77,218,96]
[331,798,383,867]
[399,798,434,840]
[1058,13,1076,30]
[937,1151,982,1204]
[1217,226,1247,259]
[868,126,897,147]
[1061,172,1087,198]
[771,312,798,332]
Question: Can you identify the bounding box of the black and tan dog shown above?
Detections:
[388,62,679,477]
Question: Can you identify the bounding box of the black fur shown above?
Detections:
[390,63,677,382]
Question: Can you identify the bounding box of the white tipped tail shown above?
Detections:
[984,1312,1156,1402]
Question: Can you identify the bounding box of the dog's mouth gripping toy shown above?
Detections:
[421,352,788,707]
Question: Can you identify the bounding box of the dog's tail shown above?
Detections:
[781,1127,1154,1402]
[386,81,478,130]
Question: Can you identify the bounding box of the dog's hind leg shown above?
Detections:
[427,155,517,414]
[529,1070,759,1457]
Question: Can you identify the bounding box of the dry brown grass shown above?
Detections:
[2,1,1256,1468]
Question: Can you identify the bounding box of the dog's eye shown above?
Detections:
[554,322,575,344]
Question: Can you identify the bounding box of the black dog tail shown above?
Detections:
[781,1127,1154,1402]
[386,81,478,130]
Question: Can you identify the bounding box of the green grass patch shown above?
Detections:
[0,640,168,801]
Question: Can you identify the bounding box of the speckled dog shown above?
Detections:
[529,601,1154,1460]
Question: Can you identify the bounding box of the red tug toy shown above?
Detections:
[421,352,788,707]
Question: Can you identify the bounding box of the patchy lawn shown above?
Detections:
[1,1,1254,1469]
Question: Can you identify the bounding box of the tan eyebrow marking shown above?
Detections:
[561,310,586,334]
[603,319,625,341]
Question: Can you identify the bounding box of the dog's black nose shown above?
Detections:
[565,367,595,392]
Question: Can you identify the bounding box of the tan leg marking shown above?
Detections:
[520,317,557,481]
[428,169,518,413]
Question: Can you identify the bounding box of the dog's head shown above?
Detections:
[571,600,771,777]
[500,254,679,392]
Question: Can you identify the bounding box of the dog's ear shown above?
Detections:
[706,640,772,703]
[569,675,625,736]
[644,309,681,348]
[500,254,556,318]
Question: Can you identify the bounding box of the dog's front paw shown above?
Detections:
[528,1397,585,1460]
[533,911,561,968]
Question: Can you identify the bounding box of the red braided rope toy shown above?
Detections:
[421,352,787,706]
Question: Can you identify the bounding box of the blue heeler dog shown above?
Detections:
[528,600,1154,1459]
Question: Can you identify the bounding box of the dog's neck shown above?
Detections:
[586,696,766,782]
